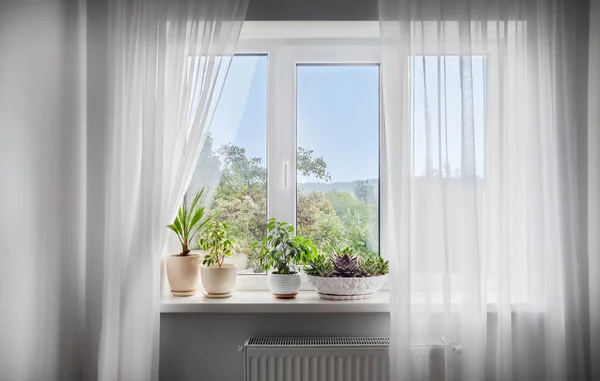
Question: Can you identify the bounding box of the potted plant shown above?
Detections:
[166,189,215,296]
[199,221,237,298]
[304,247,389,300]
[257,218,315,299]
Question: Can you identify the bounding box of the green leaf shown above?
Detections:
[188,206,206,232]
[167,223,181,237]
[188,188,204,217]
[189,211,216,241]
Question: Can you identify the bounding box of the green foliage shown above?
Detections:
[200,221,233,268]
[358,255,389,277]
[325,190,375,226]
[189,138,379,270]
[304,252,334,277]
[304,248,389,278]
[218,144,266,188]
[167,188,215,256]
[257,218,316,274]
[353,180,375,203]
[297,147,332,182]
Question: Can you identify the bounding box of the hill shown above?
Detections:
[297,178,378,195]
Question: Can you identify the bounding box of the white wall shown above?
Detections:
[160,313,390,380]
[159,311,551,381]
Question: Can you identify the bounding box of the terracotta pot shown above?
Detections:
[267,272,302,299]
[166,254,200,297]
[200,263,238,298]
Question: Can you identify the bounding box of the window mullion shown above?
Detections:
[267,46,297,226]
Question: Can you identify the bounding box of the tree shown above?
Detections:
[218,144,266,188]
[297,192,334,233]
[297,147,331,182]
[187,133,222,203]
[353,180,374,203]
[201,143,334,269]
[190,139,378,266]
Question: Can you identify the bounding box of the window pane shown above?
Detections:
[188,55,267,273]
[296,65,380,256]
[411,55,486,178]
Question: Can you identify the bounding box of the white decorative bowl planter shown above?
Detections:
[308,275,385,300]
[267,272,302,299]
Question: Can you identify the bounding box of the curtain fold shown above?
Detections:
[99,0,247,379]
[379,0,592,380]
[589,0,600,379]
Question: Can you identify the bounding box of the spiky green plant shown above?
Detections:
[358,256,378,277]
[200,221,233,268]
[359,256,389,276]
[304,252,334,277]
[167,188,216,256]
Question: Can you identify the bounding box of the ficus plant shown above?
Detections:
[167,188,216,256]
[200,221,233,268]
[257,218,316,275]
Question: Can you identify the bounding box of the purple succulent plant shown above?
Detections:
[333,253,360,277]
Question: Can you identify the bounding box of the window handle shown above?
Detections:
[283,161,289,188]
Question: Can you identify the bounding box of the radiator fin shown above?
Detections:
[245,336,445,348]
[246,337,390,348]
[244,337,445,381]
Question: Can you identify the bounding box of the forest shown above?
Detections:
[189,134,379,272]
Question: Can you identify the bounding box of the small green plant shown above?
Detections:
[333,252,360,277]
[359,256,389,276]
[200,221,233,268]
[257,218,316,274]
[304,246,389,278]
[304,252,334,277]
[167,188,216,256]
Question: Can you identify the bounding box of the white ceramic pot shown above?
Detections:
[308,275,384,300]
[200,263,238,298]
[267,272,302,299]
[166,254,200,297]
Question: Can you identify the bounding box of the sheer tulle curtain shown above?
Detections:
[589,0,600,379]
[100,0,247,379]
[379,0,591,380]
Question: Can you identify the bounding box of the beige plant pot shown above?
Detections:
[200,263,238,298]
[166,254,200,297]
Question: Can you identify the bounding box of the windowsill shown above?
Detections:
[160,290,391,314]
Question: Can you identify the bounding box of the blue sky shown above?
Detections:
[208,56,379,183]
[206,54,484,183]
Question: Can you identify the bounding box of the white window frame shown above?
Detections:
[233,23,385,290]
[207,22,528,303]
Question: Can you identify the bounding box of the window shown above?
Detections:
[411,55,486,178]
[296,65,380,256]
[186,39,382,285]
[409,55,487,277]
[187,55,267,273]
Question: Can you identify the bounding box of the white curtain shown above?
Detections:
[379,0,593,380]
[589,0,600,380]
[1,1,87,380]
[100,0,247,379]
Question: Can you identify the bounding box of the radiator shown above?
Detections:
[242,337,446,381]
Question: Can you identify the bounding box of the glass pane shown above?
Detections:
[411,55,486,178]
[187,55,267,273]
[296,65,380,256]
